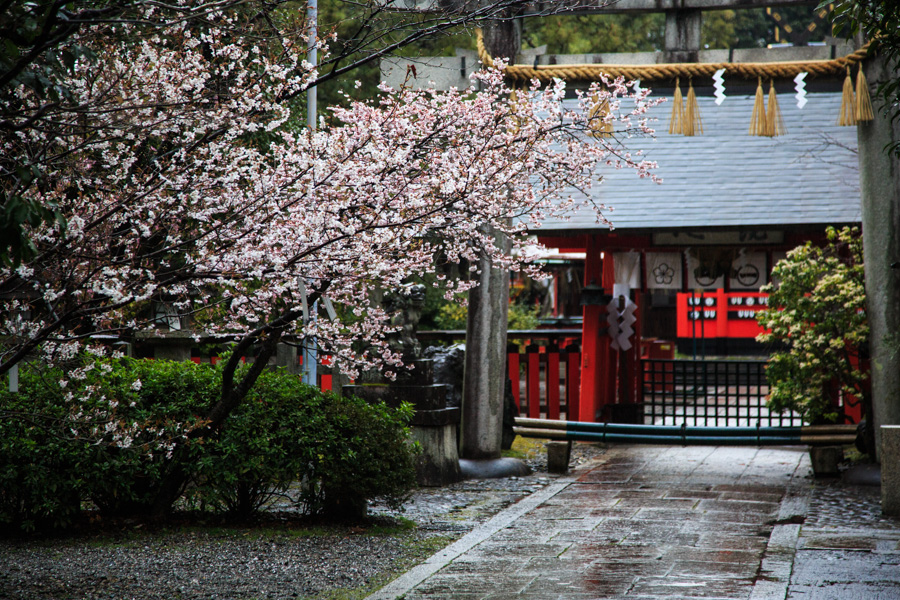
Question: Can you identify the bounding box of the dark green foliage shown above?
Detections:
[297,394,417,519]
[79,359,220,516]
[194,369,416,521]
[830,0,900,156]
[0,357,416,533]
[0,376,85,532]
[192,367,318,519]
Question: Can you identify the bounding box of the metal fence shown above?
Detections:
[641,358,804,427]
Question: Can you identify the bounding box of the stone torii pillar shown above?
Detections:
[459,20,528,477]
[858,55,900,462]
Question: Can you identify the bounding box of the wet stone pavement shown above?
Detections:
[368,444,900,600]
[787,463,900,600]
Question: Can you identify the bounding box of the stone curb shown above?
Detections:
[365,477,577,600]
[748,489,811,600]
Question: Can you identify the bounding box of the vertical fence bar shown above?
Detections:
[526,343,541,419]
[566,343,581,421]
[547,342,561,420]
[508,346,521,410]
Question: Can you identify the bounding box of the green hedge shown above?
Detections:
[0,357,416,532]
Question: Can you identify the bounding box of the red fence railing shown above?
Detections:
[417,329,583,420]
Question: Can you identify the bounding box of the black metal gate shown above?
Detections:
[641,358,804,427]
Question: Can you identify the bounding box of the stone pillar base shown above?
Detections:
[412,424,461,487]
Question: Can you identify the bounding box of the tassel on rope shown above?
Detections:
[669,78,685,135]
[588,93,613,138]
[684,79,703,136]
[765,80,785,137]
[839,67,856,126]
[855,65,874,122]
[749,77,768,136]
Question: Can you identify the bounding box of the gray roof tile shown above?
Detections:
[535,91,860,232]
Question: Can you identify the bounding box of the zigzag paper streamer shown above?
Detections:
[607,298,620,350]
[607,296,637,351]
[794,72,808,109]
[713,69,726,105]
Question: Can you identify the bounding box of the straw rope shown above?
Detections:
[476,29,872,83]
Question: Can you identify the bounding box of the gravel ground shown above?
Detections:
[0,442,605,600]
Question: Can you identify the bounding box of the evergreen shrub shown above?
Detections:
[0,356,417,532]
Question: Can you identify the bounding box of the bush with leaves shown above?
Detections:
[756,226,868,424]
[192,366,318,519]
[296,393,417,520]
[1,356,417,532]
[0,357,218,529]
[0,368,86,532]
[195,368,416,521]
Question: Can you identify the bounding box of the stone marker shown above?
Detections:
[882,425,900,515]
[546,441,572,474]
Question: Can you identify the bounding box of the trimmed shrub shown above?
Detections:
[0,371,86,532]
[1,356,417,531]
[196,367,417,521]
[193,367,322,519]
[78,358,219,516]
[0,358,218,528]
[297,393,417,520]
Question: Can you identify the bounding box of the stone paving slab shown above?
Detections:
[368,445,818,600]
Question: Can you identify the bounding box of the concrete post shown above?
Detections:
[882,426,900,515]
[276,342,300,375]
[154,341,191,362]
[857,56,900,461]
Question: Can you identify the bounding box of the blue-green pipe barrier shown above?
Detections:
[514,417,856,446]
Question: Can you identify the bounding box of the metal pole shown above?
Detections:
[302,0,319,387]
[307,0,317,131]
[8,363,18,393]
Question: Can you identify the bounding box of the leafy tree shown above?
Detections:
[518,5,828,55]
[756,227,869,425]
[830,0,900,155]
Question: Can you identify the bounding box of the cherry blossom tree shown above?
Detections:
[1,0,609,266]
[1,8,658,513]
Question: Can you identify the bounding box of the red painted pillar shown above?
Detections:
[565,343,581,420]
[579,237,604,423]
[601,251,616,415]
[547,342,561,420]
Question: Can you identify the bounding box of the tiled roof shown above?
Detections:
[533,91,861,232]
